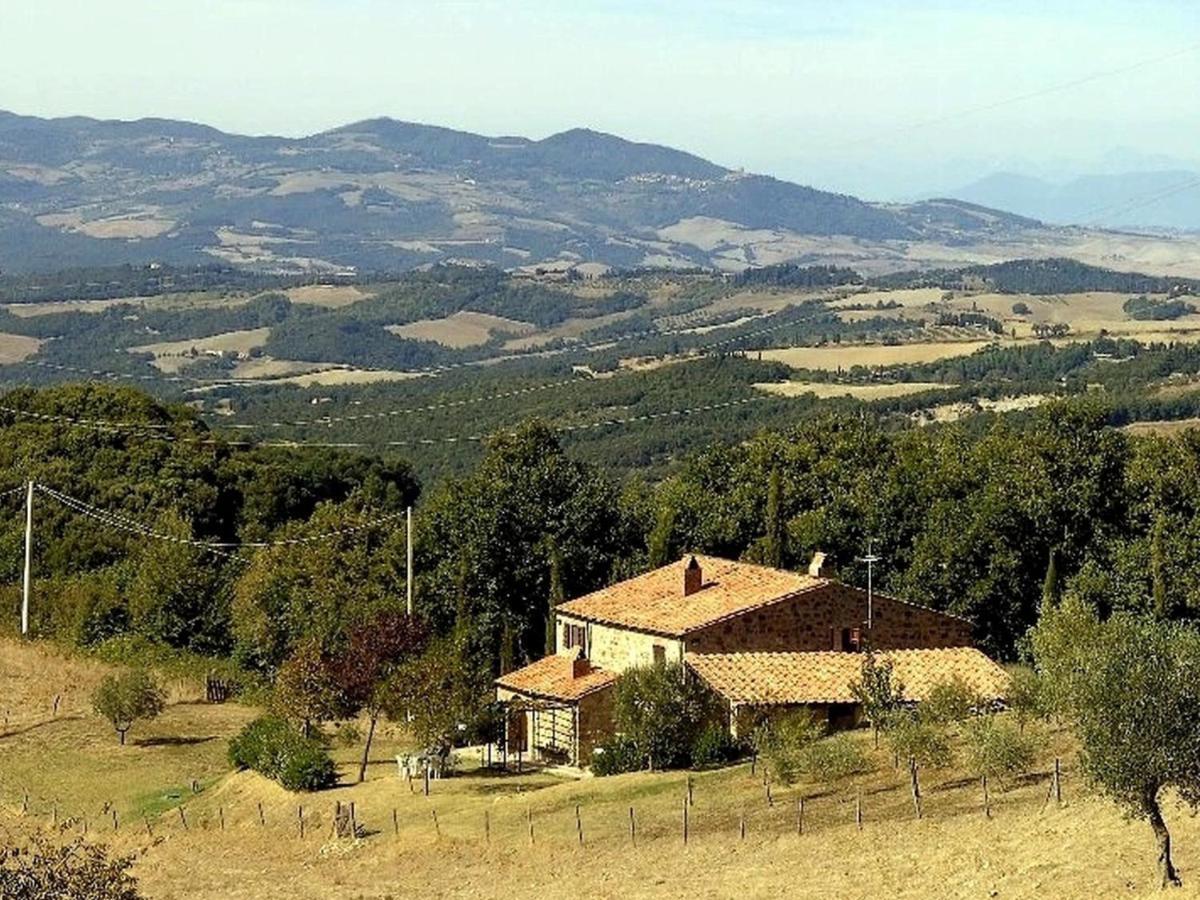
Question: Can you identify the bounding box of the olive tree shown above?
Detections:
[1033,596,1200,888]
[91,669,166,745]
[849,651,903,748]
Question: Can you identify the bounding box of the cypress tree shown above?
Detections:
[546,538,565,655]
[763,467,785,568]
[1041,548,1059,614]
[647,504,675,568]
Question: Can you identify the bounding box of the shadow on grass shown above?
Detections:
[133,735,216,747]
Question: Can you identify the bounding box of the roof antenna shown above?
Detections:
[855,539,882,632]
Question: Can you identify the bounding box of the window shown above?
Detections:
[653,644,666,666]
[564,622,588,657]
[840,627,861,653]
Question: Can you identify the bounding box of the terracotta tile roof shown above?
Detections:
[556,555,826,637]
[685,647,1010,706]
[494,649,617,703]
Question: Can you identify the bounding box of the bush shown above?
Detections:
[228,716,337,791]
[690,724,739,768]
[591,736,642,776]
[0,833,142,899]
[1006,666,1049,732]
[91,669,166,745]
[752,712,826,785]
[1011,301,1032,315]
[800,734,871,780]
[961,716,1034,786]
[885,710,953,769]
[613,663,721,770]
[922,676,981,725]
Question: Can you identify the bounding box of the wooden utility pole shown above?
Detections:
[21,481,33,635]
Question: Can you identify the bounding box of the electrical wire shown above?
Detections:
[36,483,407,552]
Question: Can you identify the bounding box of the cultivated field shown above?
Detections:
[389,311,536,348]
[0,332,42,364]
[759,341,993,371]
[130,328,272,373]
[753,380,950,400]
[0,638,1190,899]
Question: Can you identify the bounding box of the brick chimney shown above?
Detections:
[683,555,703,596]
[571,654,590,678]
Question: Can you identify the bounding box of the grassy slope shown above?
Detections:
[0,638,1192,898]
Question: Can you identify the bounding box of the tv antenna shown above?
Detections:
[856,539,882,631]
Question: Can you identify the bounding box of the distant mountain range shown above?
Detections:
[0,110,1102,276]
[945,170,1200,230]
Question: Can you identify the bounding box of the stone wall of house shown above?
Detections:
[557,614,684,673]
[577,686,615,763]
[685,584,972,654]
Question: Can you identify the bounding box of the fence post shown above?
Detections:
[687,774,694,807]
[575,804,583,846]
[485,810,490,844]
[178,807,188,831]
[982,775,991,819]
[855,789,863,830]
[796,796,804,835]
[424,768,430,797]
[629,806,636,846]
[219,807,225,831]
[1054,757,1062,806]
[299,806,305,839]
[431,808,440,838]
[527,807,534,846]
[393,808,399,837]
[739,806,746,841]
[258,802,265,827]
[144,816,153,838]
[682,796,689,845]
[112,809,119,831]
[909,758,923,820]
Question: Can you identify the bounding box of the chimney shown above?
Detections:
[808,551,830,579]
[571,654,590,678]
[683,555,703,596]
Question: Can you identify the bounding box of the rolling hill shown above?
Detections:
[0,110,1057,276]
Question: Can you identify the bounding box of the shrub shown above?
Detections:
[752,712,826,785]
[690,724,739,768]
[91,669,166,745]
[1011,301,1032,315]
[921,676,981,725]
[591,736,642,776]
[961,716,1034,786]
[850,652,904,747]
[613,663,721,770]
[1006,666,1049,732]
[228,716,337,791]
[0,833,142,899]
[800,734,871,780]
[885,710,953,769]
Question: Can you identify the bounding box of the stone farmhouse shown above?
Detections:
[495,554,1008,767]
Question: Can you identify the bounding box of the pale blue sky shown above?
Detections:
[1,1,1197,196]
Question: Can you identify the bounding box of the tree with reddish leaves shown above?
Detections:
[334,611,429,783]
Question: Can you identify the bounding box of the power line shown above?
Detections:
[1080,176,1200,227]
[838,42,1200,153]
[35,483,407,552]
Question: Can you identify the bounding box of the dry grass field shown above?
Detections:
[1,638,1195,898]
[283,285,372,308]
[759,341,993,371]
[129,328,272,373]
[0,332,42,363]
[753,381,950,400]
[388,311,536,348]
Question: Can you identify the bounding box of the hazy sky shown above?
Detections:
[2,1,1197,197]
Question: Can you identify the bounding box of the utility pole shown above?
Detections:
[856,539,882,633]
[21,480,33,636]
[406,506,413,617]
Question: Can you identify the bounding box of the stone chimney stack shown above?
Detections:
[808,551,830,579]
[683,555,703,596]
[571,654,590,678]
